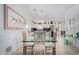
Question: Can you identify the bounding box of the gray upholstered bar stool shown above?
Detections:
[25,42,34,55]
[45,42,54,55]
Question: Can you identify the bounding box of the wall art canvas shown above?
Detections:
[4,5,26,29]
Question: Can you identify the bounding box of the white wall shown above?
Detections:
[65,5,79,35]
[7,4,31,18]
[0,4,23,55]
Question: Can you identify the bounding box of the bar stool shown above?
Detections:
[45,46,53,55]
[25,42,34,55]
[45,42,54,55]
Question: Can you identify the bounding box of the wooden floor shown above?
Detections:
[56,35,79,55]
[12,35,79,55]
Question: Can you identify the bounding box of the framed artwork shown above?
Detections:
[4,4,26,30]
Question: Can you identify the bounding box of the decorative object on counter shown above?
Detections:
[75,32,79,38]
[50,21,53,24]
[44,22,46,24]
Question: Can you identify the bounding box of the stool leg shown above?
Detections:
[23,46,27,55]
[52,42,56,55]
[32,47,33,55]
[52,47,56,55]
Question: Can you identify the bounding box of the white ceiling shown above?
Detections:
[8,4,76,23]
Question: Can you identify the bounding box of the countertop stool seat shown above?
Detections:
[45,43,54,55]
[23,42,34,55]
